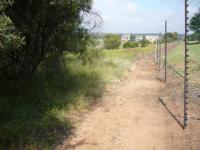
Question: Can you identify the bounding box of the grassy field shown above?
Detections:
[168,43,200,85]
[0,45,154,149]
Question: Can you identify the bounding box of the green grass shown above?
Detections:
[0,45,154,149]
[168,43,200,85]
[105,45,154,60]
[103,45,154,82]
[168,44,184,65]
[188,43,200,64]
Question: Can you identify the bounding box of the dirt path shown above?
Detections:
[57,56,195,150]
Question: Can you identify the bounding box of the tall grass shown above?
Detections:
[0,45,154,149]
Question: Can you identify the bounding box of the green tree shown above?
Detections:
[189,33,200,41]
[1,0,92,80]
[140,36,150,47]
[104,34,121,49]
[161,32,179,43]
[130,34,136,41]
[166,32,178,42]
[190,10,200,41]
[0,0,25,78]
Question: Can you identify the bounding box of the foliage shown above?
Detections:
[162,32,179,43]
[0,0,92,80]
[190,11,200,41]
[79,48,104,65]
[0,0,106,148]
[140,36,150,47]
[78,36,104,65]
[130,34,136,41]
[104,34,121,49]
[189,33,200,41]
[123,41,139,48]
[0,1,25,79]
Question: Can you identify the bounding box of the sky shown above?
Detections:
[93,0,199,34]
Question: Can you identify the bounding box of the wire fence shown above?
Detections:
[155,0,200,130]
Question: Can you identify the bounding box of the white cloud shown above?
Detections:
[93,0,138,18]
[93,0,192,33]
[93,0,139,32]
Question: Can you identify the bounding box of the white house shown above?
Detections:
[121,34,131,43]
[146,35,159,43]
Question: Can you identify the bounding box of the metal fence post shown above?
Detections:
[183,0,189,129]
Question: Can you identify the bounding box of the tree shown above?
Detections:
[165,32,179,42]
[189,33,200,41]
[190,10,200,41]
[130,34,136,41]
[0,0,25,79]
[161,32,179,43]
[140,36,150,47]
[0,0,93,80]
[104,34,121,49]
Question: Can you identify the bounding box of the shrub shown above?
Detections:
[79,49,104,65]
[140,39,151,47]
[104,34,121,49]
[189,33,200,41]
[123,41,139,48]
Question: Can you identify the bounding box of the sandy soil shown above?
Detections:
[57,55,200,150]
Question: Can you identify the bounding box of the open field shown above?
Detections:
[0,46,154,149]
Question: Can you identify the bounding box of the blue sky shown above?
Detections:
[93,0,198,34]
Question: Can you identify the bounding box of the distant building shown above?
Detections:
[146,35,159,43]
[121,34,131,43]
[135,35,143,42]
[121,34,158,43]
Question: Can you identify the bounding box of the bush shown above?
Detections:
[79,49,104,65]
[161,32,180,43]
[140,39,150,47]
[104,34,121,49]
[123,41,139,48]
[189,33,200,41]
